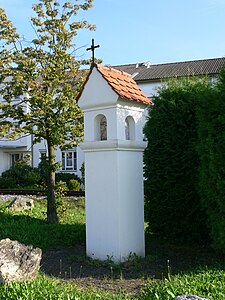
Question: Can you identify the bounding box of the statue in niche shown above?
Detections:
[100,116,107,140]
[125,119,130,140]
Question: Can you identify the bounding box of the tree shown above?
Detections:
[0,7,19,137]
[143,77,211,242]
[0,0,95,223]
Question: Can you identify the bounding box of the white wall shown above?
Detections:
[0,150,10,175]
[83,141,146,262]
[138,81,162,98]
[0,134,31,149]
[78,68,118,110]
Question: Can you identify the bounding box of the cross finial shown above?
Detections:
[86,38,100,69]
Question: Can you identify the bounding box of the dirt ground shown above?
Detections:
[41,238,224,296]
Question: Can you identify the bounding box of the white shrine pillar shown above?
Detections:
[78,65,152,262]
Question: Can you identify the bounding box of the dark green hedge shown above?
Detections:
[197,68,225,250]
[144,77,211,243]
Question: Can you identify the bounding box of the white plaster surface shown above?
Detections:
[0,151,10,175]
[138,81,162,98]
[81,142,145,262]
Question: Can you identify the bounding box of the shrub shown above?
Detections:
[1,163,41,187]
[37,156,49,185]
[56,180,68,194]
[68,179,80,191]
[0,177,16,189]
[24,168,42,186]
[144,77,210,242]
[55,172,80,185]
[197,67,225,251]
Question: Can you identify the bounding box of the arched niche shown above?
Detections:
[94,114,107,141]
[125,116,135,140]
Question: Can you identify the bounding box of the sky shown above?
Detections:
[0,0,225,66]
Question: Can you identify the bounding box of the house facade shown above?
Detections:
[0,95,32,175]
[114,57,225,98]
[0,57,224,177]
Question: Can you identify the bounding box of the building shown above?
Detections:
[0,94,32,175]
[0,57,224,177]
[114,57,225,98]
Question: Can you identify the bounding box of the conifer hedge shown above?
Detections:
[197,68,225,250]
[144,70,225,251]
[143,77,211,242]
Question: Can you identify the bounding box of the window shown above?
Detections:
[61,150,77,171]
[39,150,47,161]
[11,153,24,166]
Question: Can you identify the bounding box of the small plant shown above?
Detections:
[167,259,172,280]
[80,162,85,190]
[55,181,68,221]
[68,179,80,191]
[55,172,80,186]
[126,252,139,261]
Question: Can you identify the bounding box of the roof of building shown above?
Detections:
[96,65,152,105]
[77,64,153,105]
[113,57,225,82]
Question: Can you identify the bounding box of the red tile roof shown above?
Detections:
[96,65,152,105]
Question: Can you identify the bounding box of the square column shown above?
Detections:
[81,140,145,262]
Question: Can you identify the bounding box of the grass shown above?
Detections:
[0,274,132,300]
[0,197,85,249]
[0,196,224,299]
[0,269,225,300]
[142,268,225,300]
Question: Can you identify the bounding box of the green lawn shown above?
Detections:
[0,197,85,249]
[0,197,224,300]
[141,268,225,300]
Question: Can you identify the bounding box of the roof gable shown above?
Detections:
[77,65,152,106]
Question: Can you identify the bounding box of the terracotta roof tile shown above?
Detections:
[96,65,152,105]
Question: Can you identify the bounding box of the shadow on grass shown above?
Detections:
[0,211,85,250]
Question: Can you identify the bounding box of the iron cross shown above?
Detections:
[86,38,100,68]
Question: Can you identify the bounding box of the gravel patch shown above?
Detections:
[0,195,17,202]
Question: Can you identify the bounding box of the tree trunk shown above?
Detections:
[46,142,58,224]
